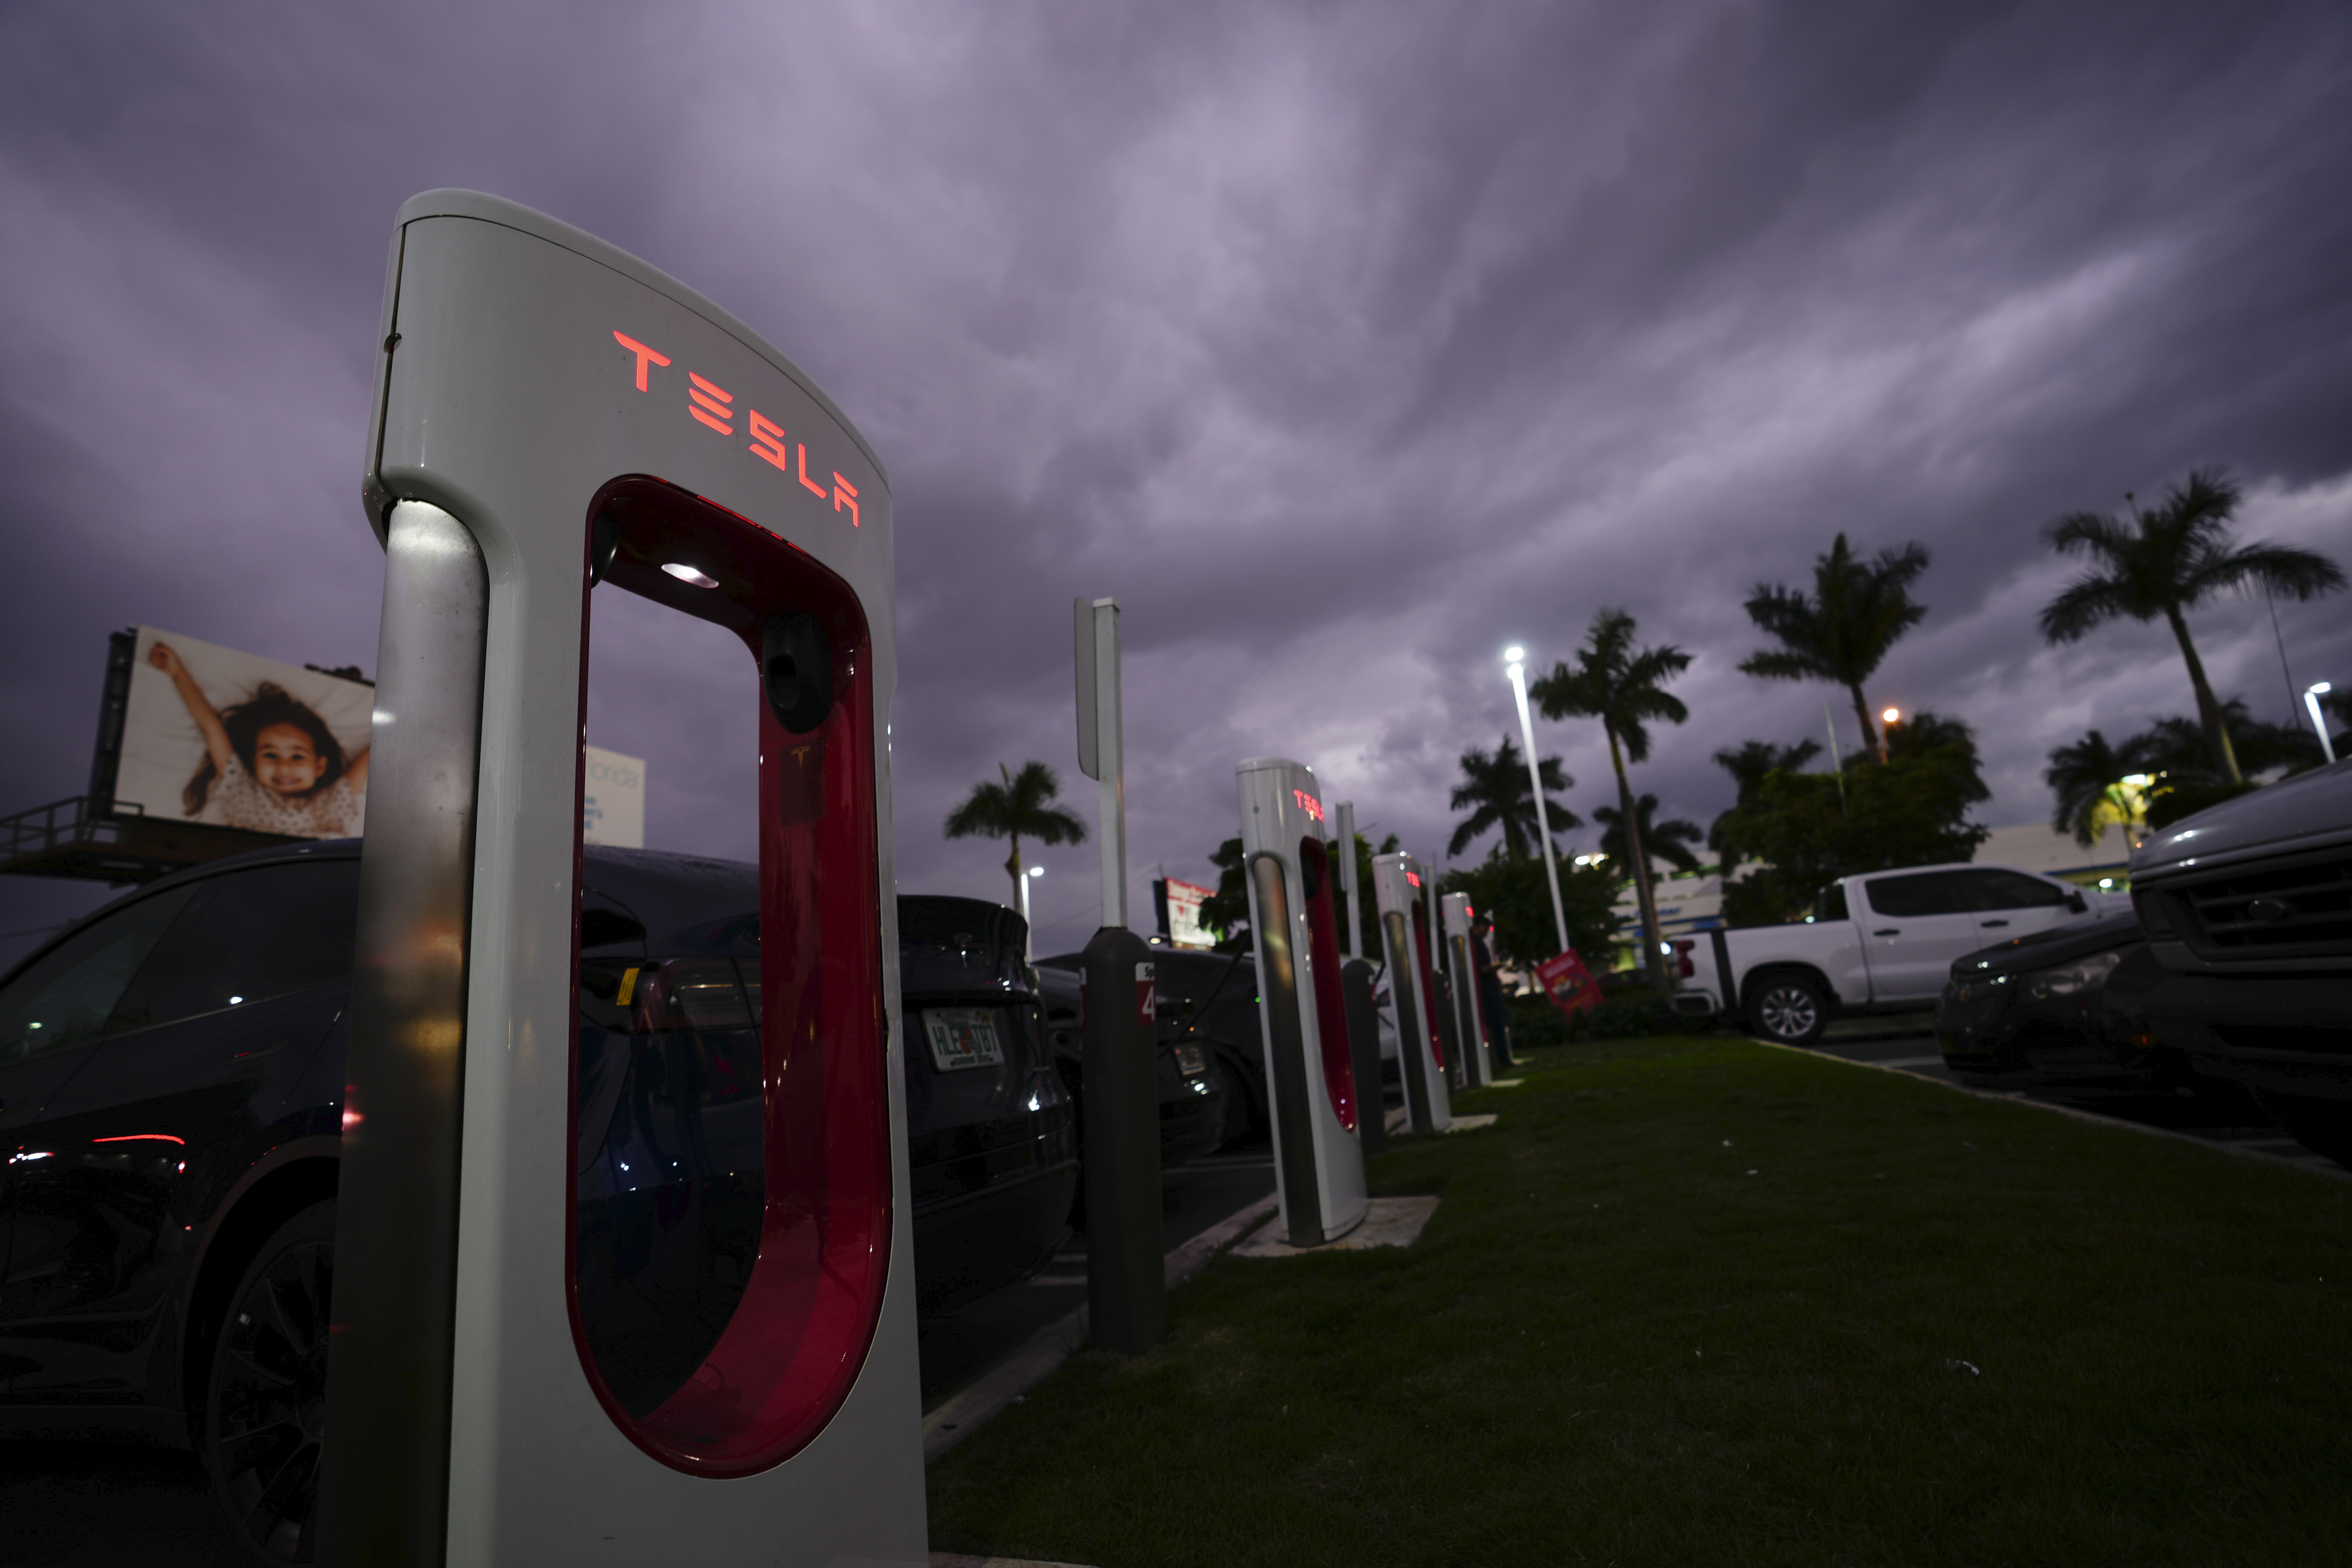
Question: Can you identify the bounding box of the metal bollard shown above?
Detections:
[1082,925,1165,1354]
[1341,958,1385,1158]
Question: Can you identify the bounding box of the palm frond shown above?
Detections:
[2037,573,2127,643]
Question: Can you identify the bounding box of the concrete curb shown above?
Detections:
[1748,1035,2352,1182]
[921,1194,1279,1465]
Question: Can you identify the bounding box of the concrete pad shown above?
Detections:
[1488,1077,1524,1087]
[933,1557,1097,1567]
[1230,1195,1440,1257]
[1446,1113,1498,1132]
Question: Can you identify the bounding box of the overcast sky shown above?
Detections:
[3,0,2348,961]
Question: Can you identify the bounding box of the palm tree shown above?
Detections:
[1593,795,1704,877]
[1530,607,1690,991]
[1708,738,1821,884]
[2039,468,2345,784]
[1740,533,1932,762]
[1446,735,1579,860]
[2125,697,2323,782]
[2043,730,2155,848]
[1200,836,1248,939]
[942,760,1086,908]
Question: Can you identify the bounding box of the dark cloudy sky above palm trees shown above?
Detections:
[2,1,2347,956]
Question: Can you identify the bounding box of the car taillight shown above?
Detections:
[626,958,754,1032]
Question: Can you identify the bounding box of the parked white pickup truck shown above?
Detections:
[1677,862,2134,1044]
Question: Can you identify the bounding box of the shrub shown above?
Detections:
[1507,996,1572,1052]
[1572,995,1715,1040]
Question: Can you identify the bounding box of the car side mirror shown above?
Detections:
[2065,890,2087,914]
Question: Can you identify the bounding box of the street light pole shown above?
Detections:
[1018,867,1043,961]
[2307,681,2339,766]
[1504,647,1571,957]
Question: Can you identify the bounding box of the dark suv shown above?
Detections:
[2131,759,2352,1161]
[0,841,1073,1560]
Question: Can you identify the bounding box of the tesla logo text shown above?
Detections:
[1406,871,1422,888]
[1292,789,1323,822]
[688,372,734,434]
[613,329,863,527]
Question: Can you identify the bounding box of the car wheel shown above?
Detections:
[2251,1090,2352,1168]
[205,1198,335,1564]
[1746,976,1828,1047]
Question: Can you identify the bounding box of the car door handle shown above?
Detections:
[1981,920,2009,928]
[1873,928,1900,936]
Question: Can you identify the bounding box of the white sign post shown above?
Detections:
[1074,596,1127,929]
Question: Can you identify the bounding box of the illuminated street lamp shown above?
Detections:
[2308,681,2339,766]
[1503,645,1572,957]
[1881,706,1901,726]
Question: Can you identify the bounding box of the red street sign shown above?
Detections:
[1533,951,1602,1018]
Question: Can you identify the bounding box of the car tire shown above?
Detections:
[1214,1053,1256,1147]
[2251,1090,2352,1168]
[204,1198,335,1564]
[1746,975,1828,1047]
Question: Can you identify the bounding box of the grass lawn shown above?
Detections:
[926,1034,2352,1566]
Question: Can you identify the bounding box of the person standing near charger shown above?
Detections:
[1470,914,1515,1071]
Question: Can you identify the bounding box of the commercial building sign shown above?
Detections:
[1154,876,1214,949]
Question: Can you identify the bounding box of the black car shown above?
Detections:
[1101,943,1397,1148]
[1936,910,2183,1087]
[2129,759,2352,1162]
[1138,945,1270,1145]
[0,841,1073,1560]
[896,896,1078,1314]
[1031,956,1230,1165]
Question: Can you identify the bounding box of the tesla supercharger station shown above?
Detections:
[1238,759,1367,1246]
[1443,891,1495,1089]
[1370,853,1450,1135]
[322,191,924,1566]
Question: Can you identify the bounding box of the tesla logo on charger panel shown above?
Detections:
[1292,789,1323,823]
[612,331,861,527]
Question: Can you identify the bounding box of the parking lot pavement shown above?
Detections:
[916,1142,1277,1409]
[0,1439,247,1567]
[1793,1020,2350,1181]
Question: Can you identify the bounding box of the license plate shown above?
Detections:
[1174,1042,1206,1077]
[923,1008,1004,1072]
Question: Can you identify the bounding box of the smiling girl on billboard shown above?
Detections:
[147,639,371,836]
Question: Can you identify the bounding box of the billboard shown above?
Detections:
[1153,876,1214,949]
[115,626,377,838]
[110,625,645,849]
